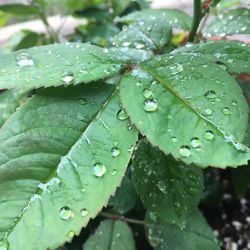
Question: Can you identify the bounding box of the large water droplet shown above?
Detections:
[190,137,200,148]
[16,53,34,67]
[179,146,191,157]
[0,240,9,250]
[117,109,128,120]
[222,107,231,115]
[61,70,74,85]
[204,131,214,140]
[143,88,153,98]
[59,206,73,220]
[144,98,158,112]
[111,147,120,157]
[92,162,106,177]
[80,208,88,217]
[204,90,217,99]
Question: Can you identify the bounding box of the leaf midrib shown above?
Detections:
[4,87,117,240]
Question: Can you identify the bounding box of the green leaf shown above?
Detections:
[172,41,250,74]
[112,17,172,50]
[112,0,132,15]
[116,9,192,30]
[0,89,28,128]
[145,209,220,250]
[14,31,42,51]
[132,139,203,228]
[0,83,137,250]
[120,53,250,168]
[204,8,250,36]
[0,4,39,16]
[0,43,120,90]
[83,219,136,250]
[108,176,137,214]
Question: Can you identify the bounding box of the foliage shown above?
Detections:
[0,0,249,249]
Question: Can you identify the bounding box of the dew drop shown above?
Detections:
[79,98,87,105]
[232,101,237,106]
[190,137,200,148]
[117,109,128,120]
[67,230,75,238]
[222,107,231,115]
[216,61,228,71]
[61,70,74,85]
[59,206,73,220]
[143,88,153,98]
[170,63,183,75]
[111,169,118,176]
[111,147,120,157]
[204,108,213,116]
[113,140,118,146]
[144,98,158,112]
[0,240,9,250]
[171,136,177,143]
[80,208,88,217]
[16,53,34,67]
[179,145,191,157]
[92,162,106,177]
[204,131,214,140]
[204,90,217,99]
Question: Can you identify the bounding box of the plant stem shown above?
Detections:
[100,212,147,226]
[39,12,58,42]
[188,0,202,42]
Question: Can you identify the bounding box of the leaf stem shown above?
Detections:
[100,212,147,226]
[188,0,202,42]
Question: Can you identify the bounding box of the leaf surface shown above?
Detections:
[120,54,250,167]
[83,219,136,250]
[0,83,137,250]
[132,139,203,228]
[173,41,250,74]
[0,4,39,16]
[204,8,250,36]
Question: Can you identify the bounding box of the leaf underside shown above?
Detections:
[0,83,137,250]
[120,53,250,168]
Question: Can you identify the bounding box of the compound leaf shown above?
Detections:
[120,53,250,168]
[0,83,137,250]
[83,220,136,250]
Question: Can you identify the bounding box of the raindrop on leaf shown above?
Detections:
[92,162,106,177]
[111,147,120,157]
[16,53,34,67]
[204,131,214,140]
[144,98,158,112]
[80,208,88,217]
[179,145,191,157]
[117,109,128,120]
[59,206,73,220]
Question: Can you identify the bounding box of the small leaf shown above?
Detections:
[0,4,39,16]
[204,8,250,36]
[0,89,28,127]
[108,176,137,214]
[173,41,250,74]
[116,9,192,30]
[132,139,203,228]
[0,83,137,249]
[0,43,144,90]
[145,209,220,250]
[120,53,250,168]
[112,17,172,50]
[83,219,136,250]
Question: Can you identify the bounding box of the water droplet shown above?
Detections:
[80,208,88,217]
[61,70,74,85]
[111,169,118,176]
[179,146,191,157]
[67,230,75,238]
[113,140,118,146]
[144,98,158,112]
[171,136,177,143]
[205,90,217,99]
[222,107,231,115]
[128,144,135,152]
[79,98,87,105]
[143,88,153,98]
[204,108,213,115]
[190,137,200,148]
[0,240,9,250]
[59,206,73,220]
[16,53,34,67]
[111,147,120,157]
[170,63,183,75]
[216,61,228,71]
[81,188,86,193]
[117,109,128,120]
[204,131,214,140]
[232,101,237,106]
[92,162,106,177]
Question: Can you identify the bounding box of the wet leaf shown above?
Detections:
[120,53,250,168]
[0,83,137,250]
[132,139,203,228]
[173,41,250,74]
[83,220,136,250]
